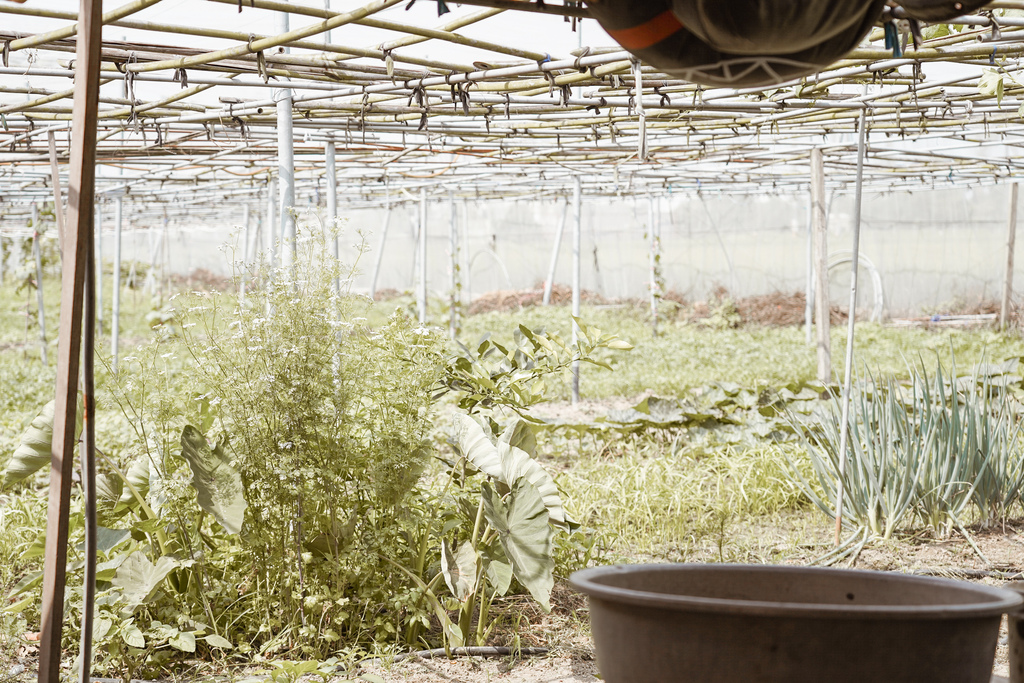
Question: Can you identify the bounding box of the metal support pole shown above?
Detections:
[39,0,102,680]
[543,199,568,306]
[369,179,392,300]
[833,111,869,546]
[266,178,276,277]
[571,177,582,405]
[418,188,428,324]
[805,191,814,346]
[811,148,830,384]
[648,196,662,336]
[240,204,251,303]
[448,191,460,339]
[276,5,295,281]
[1002,183,1019,331]
[95,204,102,327]
[47,131,66,258]
[111,196,123,372]
[31,204,48,366]
[325,140,339,297]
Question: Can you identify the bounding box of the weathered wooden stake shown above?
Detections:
[39,1,103,681]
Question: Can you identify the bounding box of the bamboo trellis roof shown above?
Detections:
[3,0,1024,226]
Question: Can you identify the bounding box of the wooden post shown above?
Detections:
[811,148,831,384]
[1002,183,1018,331]
[39,1,103,682]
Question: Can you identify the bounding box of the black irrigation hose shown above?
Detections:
[348,646,551,669]
[393,646,549,662]
[910,568,1024,581]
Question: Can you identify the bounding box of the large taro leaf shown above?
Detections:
[179,426,246,535]
[499,419,537,457]
[3,398,84,489]
[451,413,502,480]
[497,441,567,527]
[452,414,567,527]
[440,539,478,602]
[111,551,179,610]
[482,542,513,596]
[481,480,553,611]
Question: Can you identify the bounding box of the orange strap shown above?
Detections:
[606,11,683,50]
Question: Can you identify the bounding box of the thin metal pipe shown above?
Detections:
[240,204,250,303]
[833,107,869,547]
[276,6,296,283]
[418,187,427,324]
[369,197,392,299]
[79,193,97,683]
[571,176,581,405]
[1002,183,1019,331]
[448,190,459,340]
[47,132,66,257]
[31,203,48,366]
[805,189,814,346]
[95,204,102,327]
[325,140,339,297]
[111,196,122,372]
[542,199,568,306]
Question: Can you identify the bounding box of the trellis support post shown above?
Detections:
[111,195,123,371]
[1001,183,1019,331]
[572,176,582,405]
[325,140,339,297]
[811,148,830,384]
[418,187,428,324]
[448,190,460,339]
[31,203,48,365]
[38,0,102,681]
[543,199,568,306]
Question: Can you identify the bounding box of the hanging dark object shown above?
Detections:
[586,0,886,88]
[896,0,991,23]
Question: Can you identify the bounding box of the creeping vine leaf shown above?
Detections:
[482,479,554,611]
[179,425,247,535]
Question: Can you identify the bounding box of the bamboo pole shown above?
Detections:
[1002,183,1019,331]
[38,0,102,680]
[811,148,831,385]
[8,0,163,52]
